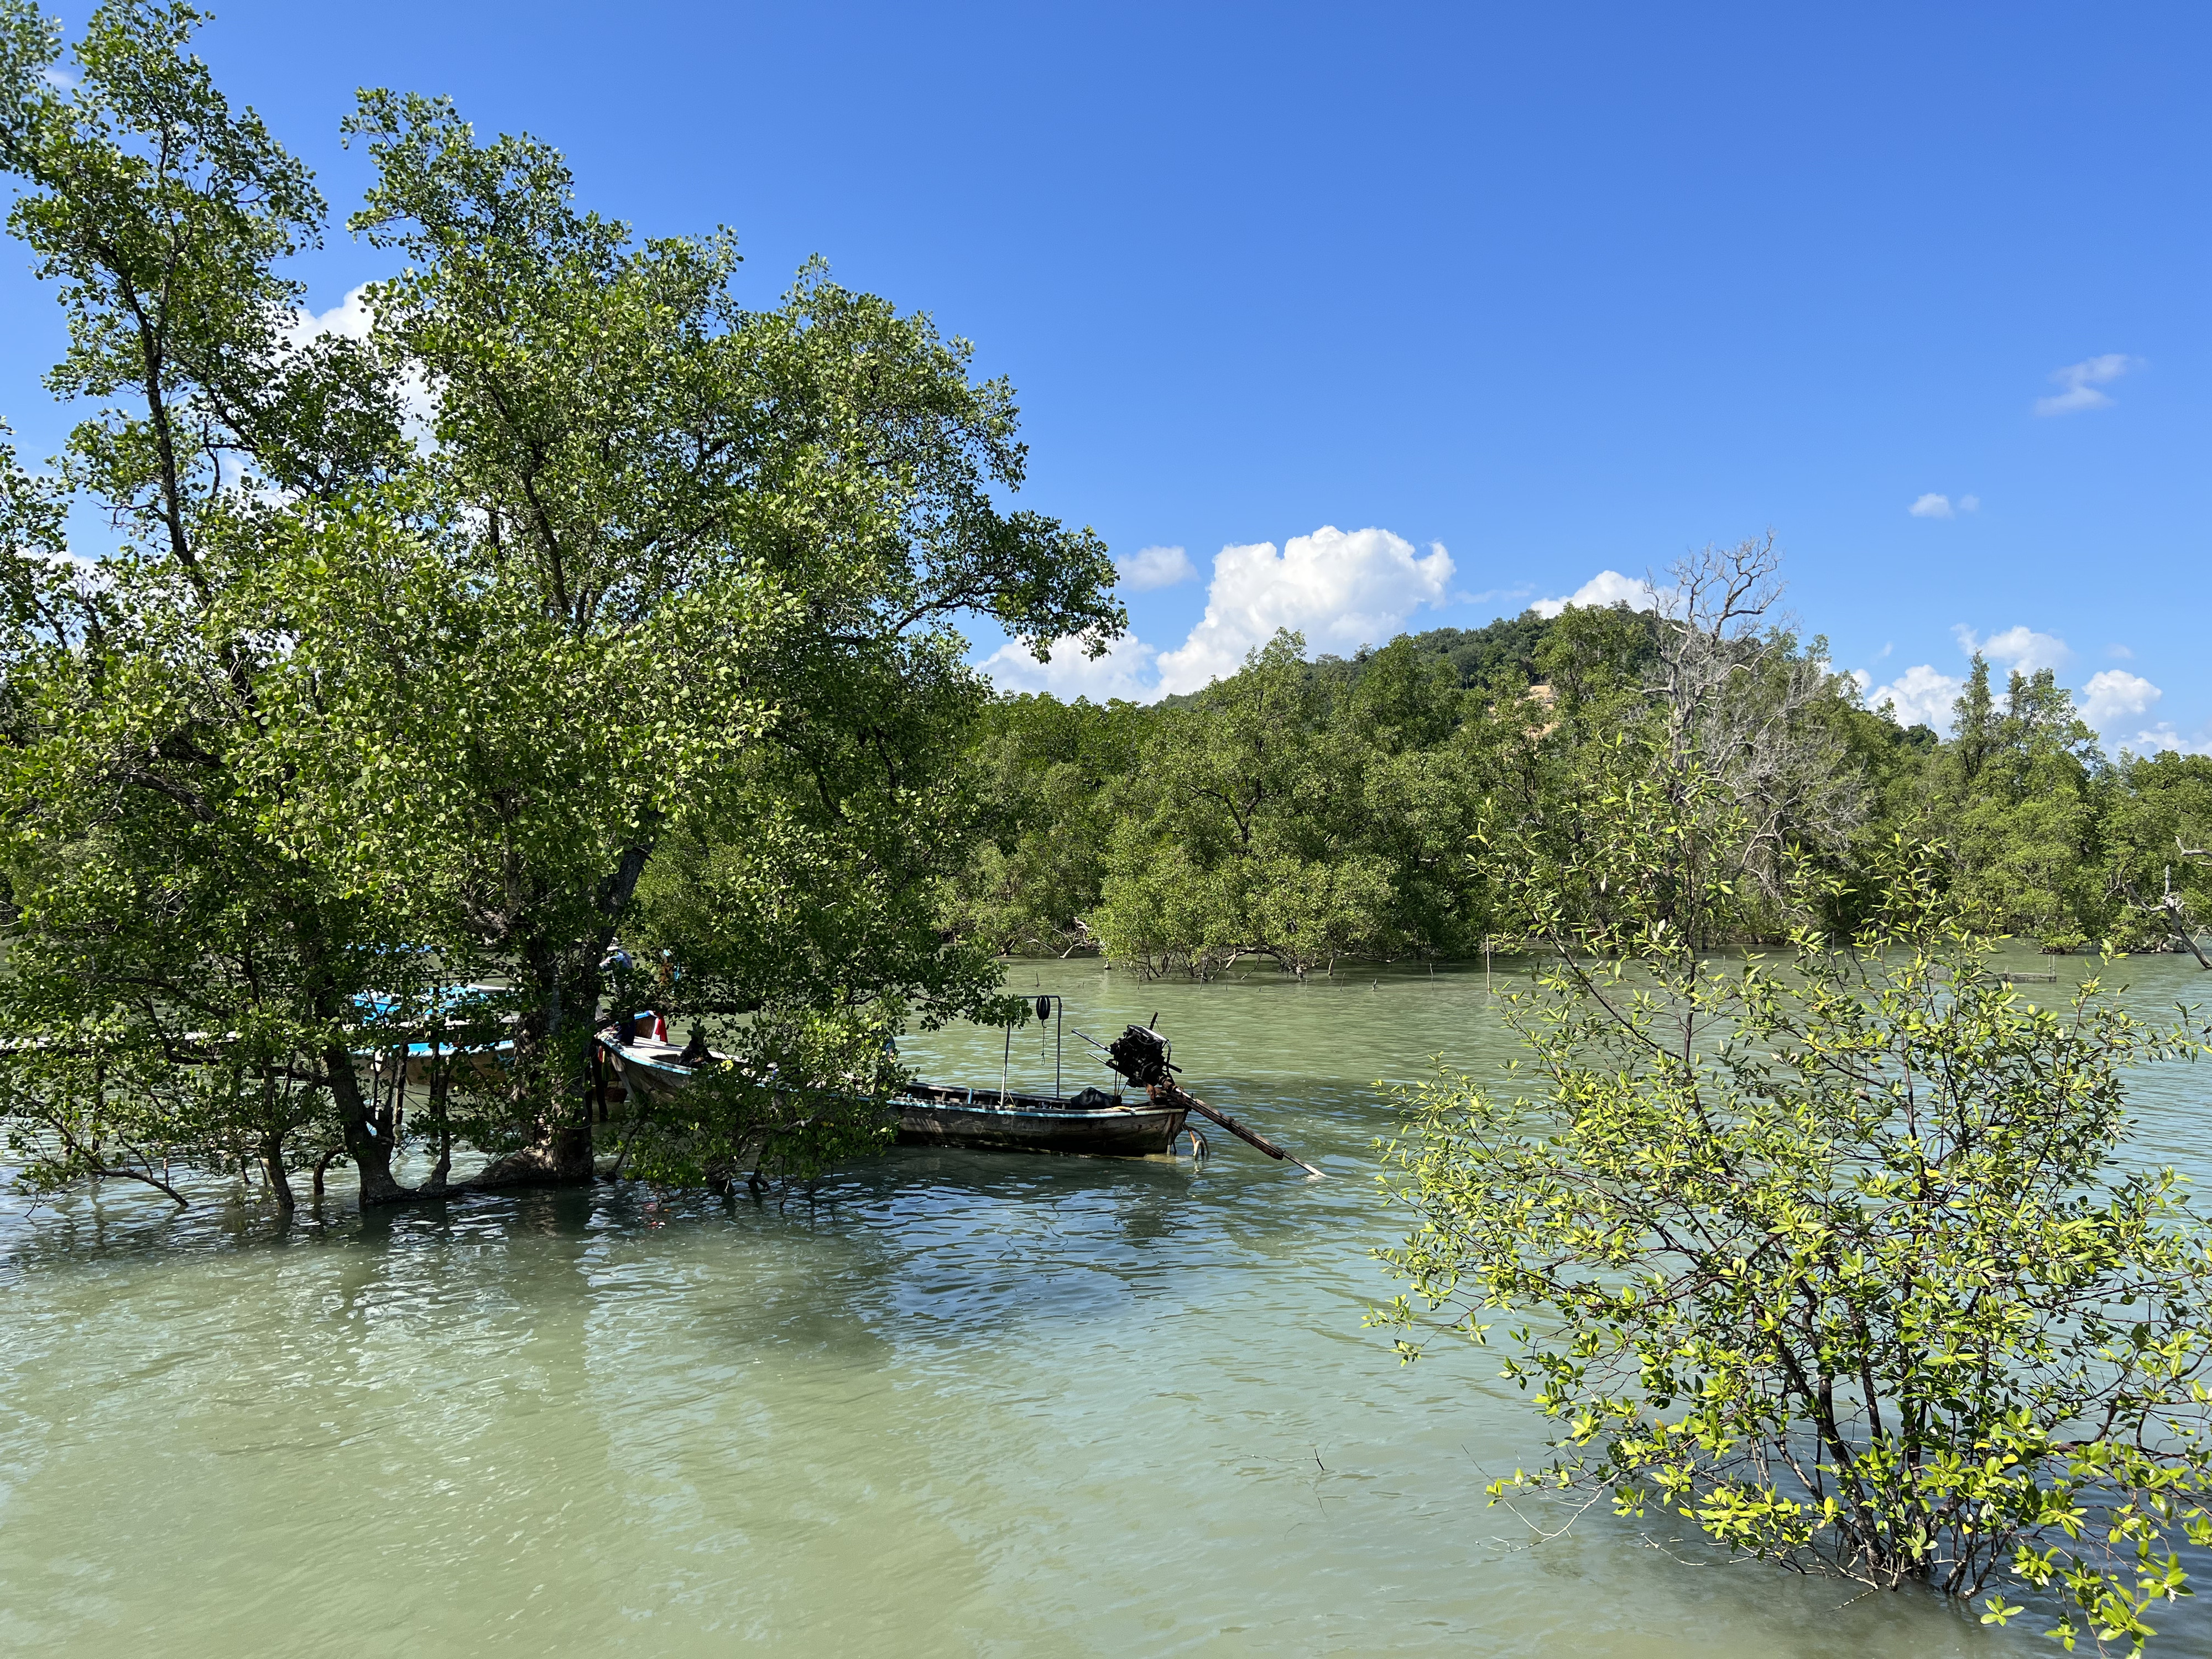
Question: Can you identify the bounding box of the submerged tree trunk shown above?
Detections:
[325,1039,414,1206]
[469,946,597,1189]
[456,842,648,1193]
[421,1050,454,1194]
[259,1129,295,1213]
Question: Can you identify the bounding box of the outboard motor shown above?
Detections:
[1105,1023,1179,1089]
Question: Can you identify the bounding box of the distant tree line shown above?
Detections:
[943,537,2212,973]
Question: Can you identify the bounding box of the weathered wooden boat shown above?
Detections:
[892,1081,1186,1155]
[596,1023,1190,1157]
[600,1029,698,1110]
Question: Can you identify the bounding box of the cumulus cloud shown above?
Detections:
[1116,544,1196,591]
[1152,525,1453,696]
[1864,627,2194,749]
[2080,668,2161,729]
[978,633,1161,702]
[1864,664,1964,729]
[2074,670,2208,754]
[1530,569,1676,619]
[1955,624,2072,676]
[2034,353,2137,417]
[283,285,378,347]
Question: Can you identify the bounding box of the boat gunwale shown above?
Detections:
[600,1033,1171,1123]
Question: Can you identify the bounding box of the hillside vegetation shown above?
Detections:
[945,541,2212,973]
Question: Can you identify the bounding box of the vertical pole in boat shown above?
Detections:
[1002,1024,1011,1107]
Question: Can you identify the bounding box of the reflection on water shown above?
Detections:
[2,954,2208,1655]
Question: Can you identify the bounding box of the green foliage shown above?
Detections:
[936,629,1526,977]
[0,1,1121,1205]
[0,0,419,1207]
[2103,755,2212,957]
[1087,631,1499,977]
[1937,662,2113,949]
[936,691,1150,955]
[619,1004,909,1192]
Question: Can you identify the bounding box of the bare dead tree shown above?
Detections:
[2162,842,2212,970]
[1639,534,1866,931]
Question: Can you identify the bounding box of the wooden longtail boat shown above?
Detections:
[891,1081,1186,1155]
[597,1027,1190,1157]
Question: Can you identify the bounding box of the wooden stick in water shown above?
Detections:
[1162,1085,1325,1178]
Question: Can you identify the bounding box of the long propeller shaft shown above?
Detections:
[1163,1086,1325,1178]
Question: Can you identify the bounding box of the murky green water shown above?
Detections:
[3,954,2208,1655]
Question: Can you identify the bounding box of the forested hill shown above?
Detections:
[1150,611,1605,709]
[945,597,2212,973]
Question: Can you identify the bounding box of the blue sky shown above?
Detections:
[3,2,2205,745]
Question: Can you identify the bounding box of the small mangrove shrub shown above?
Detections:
[1375,868,2212,1653]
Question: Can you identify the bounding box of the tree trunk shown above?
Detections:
[325,1039,413,1206]
[260,1131,296,1213]
[421,1051,454,1195]
[469,947,596,1188]
[460,841,649,1193]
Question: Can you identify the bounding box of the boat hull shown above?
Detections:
[601,1034,1189,1157]
[894,1086,1187,1156]
[608,1040,704,1110]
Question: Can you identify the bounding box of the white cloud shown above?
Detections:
[2112,723,2212,758]
[1864,663,1964,728]
[979,633,1160,702]
[283,285,379,347]
[1455,583,1535,607]
[1117,544,1196,591]
[1908,492,1980,519]
[2107,643,2134,659]
[2034,353,2138,417]
[1152,525,1453,696]
[1866,630,2193,750]
[2074,671,2208,755]
[1530,569,1675,619]
[2080,668,2160,730]
[1955,624,2072,676]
